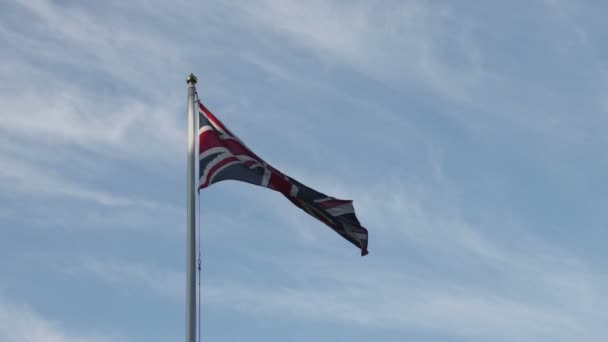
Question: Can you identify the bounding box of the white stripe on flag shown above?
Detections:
[199,125,214,135]
[326,203,355,216]
[200,146,231,161]
[290,184,299,197]
[209,160,241,184]
[200,153,232,185]
[353,232,367,240]
[261,168,271,187]
[342,222,366,242]
[200,109,230,136]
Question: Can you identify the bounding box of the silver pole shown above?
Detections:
[186,73,198,342]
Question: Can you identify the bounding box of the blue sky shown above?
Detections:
[1,0,607,341]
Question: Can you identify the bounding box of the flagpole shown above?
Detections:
[186,73,198,342]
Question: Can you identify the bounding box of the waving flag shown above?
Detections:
[198,102,369,256]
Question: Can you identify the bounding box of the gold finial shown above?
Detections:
[186,73,198,85]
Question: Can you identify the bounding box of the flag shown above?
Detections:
[198,101,369,256]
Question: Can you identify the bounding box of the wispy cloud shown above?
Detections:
[61,196,608,342]
[0,81,183,164]
[0,297,124,342]
[61,258,183,299]
[0,156,156,207]
[6,0,186,91]
[69,247,607,341]
[229,0,484,101]
[202,240,607,341]
[205,283,586,341]
[1,0,188,166]
[0,140,181,233]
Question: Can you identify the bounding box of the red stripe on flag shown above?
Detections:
[222,138,258,161]
[318,199,353,209]
[199,103,235,137]
[268,172,292,194]
[199,130,225,151]
[200,130,261,164]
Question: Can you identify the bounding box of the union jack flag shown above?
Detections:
[198,101,369,256]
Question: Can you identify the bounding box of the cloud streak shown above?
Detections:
[0,298,123,342]
[66,244,607,342]
[229,0,484,101]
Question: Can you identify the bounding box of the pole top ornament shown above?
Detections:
[186,73,198,85]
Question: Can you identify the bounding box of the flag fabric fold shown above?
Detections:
[198,101,369,256]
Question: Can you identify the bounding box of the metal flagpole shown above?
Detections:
[186,73,198,342]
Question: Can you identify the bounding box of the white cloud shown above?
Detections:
[1,0,187,165]
[205,283,587,341]
[61,258,183,299]
[64,231,608,342]
[202,249,606,341]
[230,0,484,101]
[224,0,608,158]
[7,0,185,90]
[0,154,165,208]
[0,82,183,164]
[0,298,123,342]
[0,142,182,234]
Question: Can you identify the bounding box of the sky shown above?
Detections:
[1,0,607,341]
